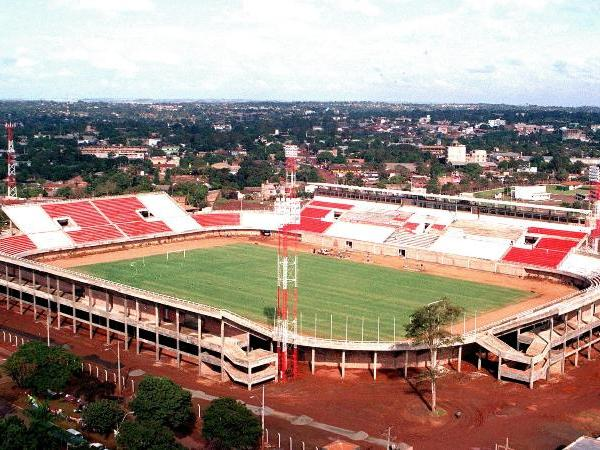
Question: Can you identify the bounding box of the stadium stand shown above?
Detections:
[324,221,395,244]
[536,237,579,252]
[309,200,354,210]
[282,217,333,234]
[502,247,568,269]
[193,213,241,227]
[137,193,202,233]
[430,229,513,261]
[42,200,125,245]
[384,230,439,248]
[560,253,600,276]
[300,207,332,219]
[93,197,172,237]
[0,234,37,256]
[527,227,587,240]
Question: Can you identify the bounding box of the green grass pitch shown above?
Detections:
[74,244,531,341]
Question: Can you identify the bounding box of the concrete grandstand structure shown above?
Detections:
[3,185,600,389]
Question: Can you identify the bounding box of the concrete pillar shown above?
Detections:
[341,350,346,379]
[5,264,9,310]
[246,332,250,356]
[404,350,409,378]
[136,299,140,354]
[88,287,93,339]
[197,316,203,375]
[497,356,502,380]
[373,352,377,381]
[175,309,181,367]
[155,305,160,361]
[311,348,315,374]
[220,319,226,382]
[32,271,37,321]
[589,330,593,360]
[18,266,23,315]
[575,337,579,367]
[124,297,129,350]
[561,341,566,375]
[457,346,462,373]
[105,291,110,344]
[477,349,482,371]
[529,360,534,389]
[247,364,252,391]
[56,277,61,329]
[72,283,77,334]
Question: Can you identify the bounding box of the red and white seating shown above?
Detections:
[193,213,241,227]
[0,235,37,256]
[42,201,124,244]
[93,197,171,237]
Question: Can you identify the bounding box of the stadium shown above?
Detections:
[2,182,600,390]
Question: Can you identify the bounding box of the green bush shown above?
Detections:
[116,421,184,450]
[202,397,261,450]
[129,376,193,430]
[3,341,81,394]
[83,399,123,435]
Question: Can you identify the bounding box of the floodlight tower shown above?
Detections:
[4,122,17,199]
[275,144,301,381]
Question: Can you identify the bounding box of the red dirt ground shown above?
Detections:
[2,306,600,450]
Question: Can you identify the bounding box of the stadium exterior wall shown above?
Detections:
[1,227,598,387]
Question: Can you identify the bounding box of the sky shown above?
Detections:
[0,0,599,105]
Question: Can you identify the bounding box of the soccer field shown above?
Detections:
[74,244,531,340]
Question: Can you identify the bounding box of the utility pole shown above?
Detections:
[261,385,265,440]
[46,311,50,347]
[117,341,122,396]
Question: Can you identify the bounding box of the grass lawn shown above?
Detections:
[474,188,505,199]
[74,244,531,341]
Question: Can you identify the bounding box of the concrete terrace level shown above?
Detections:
[0,235,599,388]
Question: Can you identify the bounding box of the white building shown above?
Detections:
[466,149,487,164]
[512,185,550,201]
[447,142,467,165]
[147,138,161,147]
[589,166,600,184]
[488,118,506,127]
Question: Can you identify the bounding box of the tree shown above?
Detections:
[202,398,261,450]
[129,376,193,430]
[316,151,334,164]
[405,298,463,413]
[116,421,184,450]
[4,341,81,394]
[83,399,124,435]
[0,415,33,450]
[25,403,64,449]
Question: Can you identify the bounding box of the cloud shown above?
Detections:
[467,65,497,74]
[0,0,598,105]
[50,0,154,13]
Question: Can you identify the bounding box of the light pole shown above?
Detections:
[46,311,50,347]
[104,341,122,396]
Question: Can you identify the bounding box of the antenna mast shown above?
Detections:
[4,122,17,199]
[275,144,301,381]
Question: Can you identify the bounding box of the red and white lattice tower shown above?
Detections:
[4,122,17,199]
[274,144,301,381]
